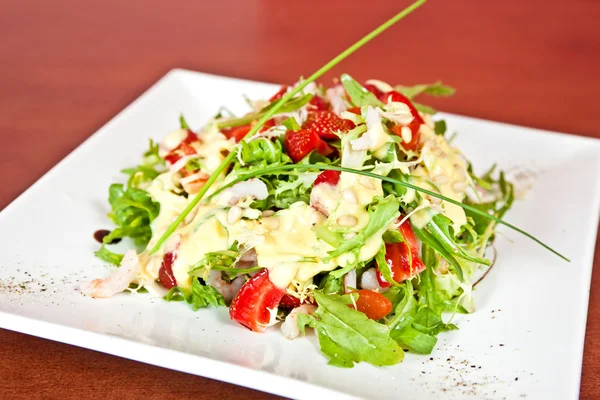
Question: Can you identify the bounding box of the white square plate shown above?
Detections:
[1,70,599,400]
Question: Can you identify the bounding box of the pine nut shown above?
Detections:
[337,215,358,227]
[227,206,243,224]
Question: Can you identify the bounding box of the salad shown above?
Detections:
[85,76,515,367]
[83,2,566,367]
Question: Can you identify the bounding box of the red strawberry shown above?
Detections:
[364,83,384,98]
[279,294,301,309]
[229,269,286,332]
[221,124,252,143]
[302,111,355,140]
[381,91,424,152]
[285,128,333,163]
[269,85,288,102]
[314,170,341,186]
[308,95,330,111]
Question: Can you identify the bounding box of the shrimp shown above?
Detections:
[360,267,383,291]
[207,271,246,303]
[81,250,140,298]
[220,178,268,206]
[281,304,317,340]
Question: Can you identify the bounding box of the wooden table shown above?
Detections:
[1,0,598,398]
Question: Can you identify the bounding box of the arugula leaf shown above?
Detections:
[434,120,447,135]
[189,277,226,310]
[94,245,124,265]
[395,81,455,99]
[101,184,160,248]
[428,214,490,267]
[327,195,400,259]
[318,273,344,295]
[340,74,384,108]
[180,114,190,129]
[299,292,404,367]
[390,316,437,354]
[282,116,301,131]
[164,286,189,302]
[412,102,437,115]
[121,139,165,189]
[164,278,226,309]
[413,223,465,281]
[188,241,263,280]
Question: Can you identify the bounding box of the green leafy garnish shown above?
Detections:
[434,120,447,135]
[298,292,404,367]
[189,277,226,309]
[164,277,226,310]
[340,74,384,107]
[100,184,160,248]
[94,245,124,265]
[395,81,455,99]
[327,195,399,260]
[120,139,165,189]
[180,114,190,129]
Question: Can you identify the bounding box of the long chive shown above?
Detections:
[149,0,427,254]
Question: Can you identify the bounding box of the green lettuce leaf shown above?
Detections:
[326,195,400,259]
[395,81,455,99]
[101,184,160,247]
[94,245,124,266]
[340,74,384,108]
[121,139,165,189]
[299,292,404,367]
[189,277,226,310]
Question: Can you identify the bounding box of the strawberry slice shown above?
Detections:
[285,128,333,163]
[308,95,330,111]
[302,111,355,140]
[229,269,286,332]
[380,91,424,152]
[376,219,426,286]
[158,251,177,289]
[379,91,424,125]
[269,85,288,102]
[279,294,301,309]
[221,124,252,143]
[314,170,341,186]
[364,83,384,98]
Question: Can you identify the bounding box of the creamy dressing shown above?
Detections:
[409,124,469,233]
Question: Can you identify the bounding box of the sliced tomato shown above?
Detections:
[314,170,341,186]
[350,290,392,320]
[229,269,286,332]
[158,251,177,289]
[221,124,252,143]
[377,220,426,285]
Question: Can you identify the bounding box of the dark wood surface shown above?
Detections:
[1,0,599,398]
